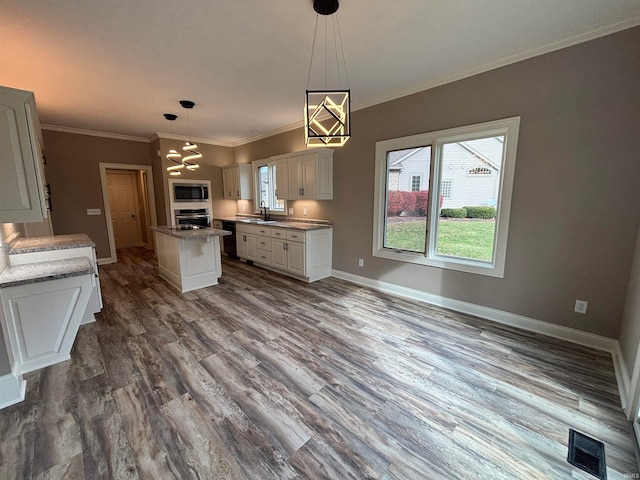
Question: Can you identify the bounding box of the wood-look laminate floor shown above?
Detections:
[1,247,638,479]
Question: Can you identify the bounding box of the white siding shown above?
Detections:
[390,138,503,209]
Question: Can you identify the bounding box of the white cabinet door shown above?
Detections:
[223,165,253,200]
[273,158,289,200]
[287,241,305,276]
[0,274,93,373]
[238,233,257,261]
[0,86,47,223]
[287,156,304,199]
[302,154,318,198]
[272,238,287,270]
[222,167,238,199]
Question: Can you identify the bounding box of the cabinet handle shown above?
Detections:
[237,190,240,197]
[301,188,305,196]
[260,255,267,259]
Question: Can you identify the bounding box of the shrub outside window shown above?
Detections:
[372,117,520,277]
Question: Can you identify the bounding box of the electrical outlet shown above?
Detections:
[87,208,102,216]
[358,258,364,267]
[574,299,588,314]
[303,208,307,216]
[288,208,293,215]
[241,204,246,212]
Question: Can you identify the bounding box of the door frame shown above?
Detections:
[99,163,158,264]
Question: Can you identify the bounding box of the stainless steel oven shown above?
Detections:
[174,208,210,228]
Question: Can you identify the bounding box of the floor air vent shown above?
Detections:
[567,429,607,479]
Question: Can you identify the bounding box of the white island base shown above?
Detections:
[153,227,230,293]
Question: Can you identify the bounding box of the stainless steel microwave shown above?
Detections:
[173,183,209,202]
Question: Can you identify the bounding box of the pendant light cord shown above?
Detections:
[306,14,320,90]
[305,11,350,90]
[335,12,350,88]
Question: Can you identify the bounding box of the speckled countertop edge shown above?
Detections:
[8,233,95,255]
[151,226,232,240]
[214,216,333,231]
[0,257,94,288]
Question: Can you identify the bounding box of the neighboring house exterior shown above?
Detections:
[387,137,503,209]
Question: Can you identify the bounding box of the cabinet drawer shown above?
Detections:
[256,236,272,251]
[256,226,271,236]
[236,223,256,234]
[286,230,305,243]
[255,249,273,264]
[270,228,286,239]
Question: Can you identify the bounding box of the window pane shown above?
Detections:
[435,136,504,262]
[383,146,431,253]
[258,166,270,207]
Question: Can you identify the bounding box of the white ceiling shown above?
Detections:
[1,1,639,146]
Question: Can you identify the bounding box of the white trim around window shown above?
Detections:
[372,117,520,278]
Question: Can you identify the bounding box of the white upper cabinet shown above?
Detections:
[273,148,333,200]
[273,157,289,200]
[222,164,252,200]
[0,86,48,223]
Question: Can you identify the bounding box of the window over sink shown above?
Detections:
[252,160,285,214]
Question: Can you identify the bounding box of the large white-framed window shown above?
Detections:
[252,159,286,214]
[372,117,520,277]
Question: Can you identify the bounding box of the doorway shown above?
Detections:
[99,163,158,264]
[106,169,142,248]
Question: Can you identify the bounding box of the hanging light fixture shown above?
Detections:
[305,0,351,147]
[179,100,201,170]
[164,113,184,176]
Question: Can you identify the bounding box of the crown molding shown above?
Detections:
[41,124,150,143]
[42,20,640,150]
[153,132,233,148]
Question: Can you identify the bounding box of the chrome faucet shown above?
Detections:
[260,201,269,221]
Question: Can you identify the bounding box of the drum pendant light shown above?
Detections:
[305,0,350,147]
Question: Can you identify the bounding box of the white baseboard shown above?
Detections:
[331,269,628,408]
[97,257,115,265]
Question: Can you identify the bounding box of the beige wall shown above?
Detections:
[156,138,236,225]
[233,27,640,339]
[42,131,155,258]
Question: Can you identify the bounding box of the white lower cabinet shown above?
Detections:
[8,245,102,325]
[153,230,224,293]
[237,224,332,282]
[0,274,93,374]
[237,224,257,261]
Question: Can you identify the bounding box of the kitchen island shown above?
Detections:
[152,226,231,293]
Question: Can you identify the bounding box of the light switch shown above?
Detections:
[87,208,102,216]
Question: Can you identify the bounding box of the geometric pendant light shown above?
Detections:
[304,0,351,147]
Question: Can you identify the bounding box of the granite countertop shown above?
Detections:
[151,226,232,240]
[215,216,333,231]
[235,219,333,231]
[0,257,94,288]
[9,233,95,255]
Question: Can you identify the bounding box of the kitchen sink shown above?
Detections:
[237,219,277,224]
